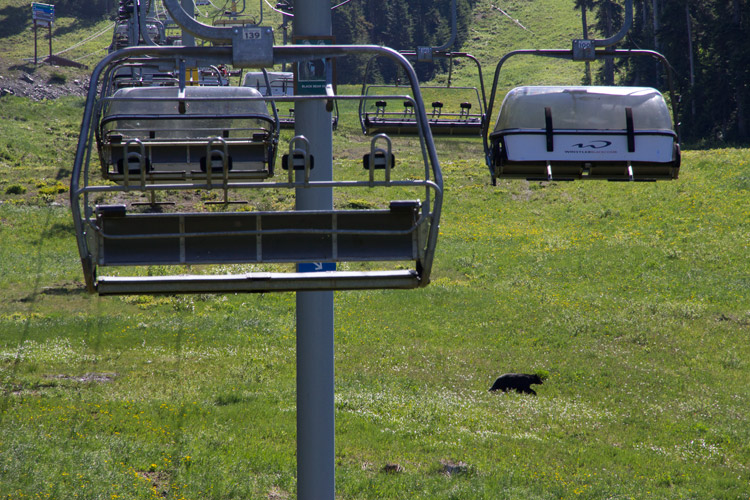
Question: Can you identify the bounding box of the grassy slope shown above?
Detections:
[0,0,114,67]
[1,1,750,499]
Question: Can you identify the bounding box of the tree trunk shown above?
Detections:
[732,0,747,139]
[652,0,660,52]
[732,0,741,24]
[652,0,661,86]
[581,5,592,85]
[604,0,614,85]
[685,2,696,122]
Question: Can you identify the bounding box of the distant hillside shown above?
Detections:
[5,0,744,145]
[0,0,586,92]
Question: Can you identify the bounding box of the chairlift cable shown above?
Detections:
[262,0,357,17]
[331,0,356,10]
[73,47,108,63]
[262,0,291,16]
[490,4,533,33]
[52,23,115,57]
[201,0,223,10]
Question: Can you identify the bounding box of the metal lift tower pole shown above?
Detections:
[180,0,195,46]
[293,2,335,499]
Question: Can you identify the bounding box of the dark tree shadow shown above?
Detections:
[0,5,111,43]
[56,168,72,181]
[8,63,37,73]
[53,15,112,38]
[42,221,76,238]
[0,6,31,38]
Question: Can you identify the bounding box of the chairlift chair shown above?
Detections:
[483,48,681,184]
[71,44,442,295]
[109,3,166,52]
[360,52,487,137]
[107,60,179,89]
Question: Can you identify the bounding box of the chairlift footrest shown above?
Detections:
[95,270,421,295]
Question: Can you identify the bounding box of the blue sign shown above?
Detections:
[32,3,55,22]
[298,262,336,273]
[32,2,54,14]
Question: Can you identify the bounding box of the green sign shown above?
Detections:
[295,38,333,96]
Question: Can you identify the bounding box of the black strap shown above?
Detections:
[544,107,554,152]
[626,107,635,153]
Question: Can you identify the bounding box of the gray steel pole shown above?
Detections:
[293,2,335,500]
[180,0,195,46]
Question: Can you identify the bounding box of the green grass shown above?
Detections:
[1,117,749,498]
[0,0,113,67]
[1,0,750,498]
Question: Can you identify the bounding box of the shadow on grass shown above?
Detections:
[40,284,86,296]
[53,15,111,38]
[16,283,85,303]
[56,168,72,180]
[8,63,38,73]
[0,6,29,39]
[41,221,76,238]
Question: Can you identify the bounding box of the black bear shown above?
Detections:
[489,373,543,395]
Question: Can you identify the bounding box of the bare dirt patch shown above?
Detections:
[0,56,90,101]
[46,372,119,383]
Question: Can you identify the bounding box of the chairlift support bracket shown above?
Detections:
[572,0,634,61]
[416,0,457,63]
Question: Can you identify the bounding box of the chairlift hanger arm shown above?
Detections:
[138,0,159,46]
[163,0,234,43]
[428,0,457,54]
[590,0,633,48]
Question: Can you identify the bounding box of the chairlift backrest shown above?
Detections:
[242,71,294,96]
[103,85,271,137]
